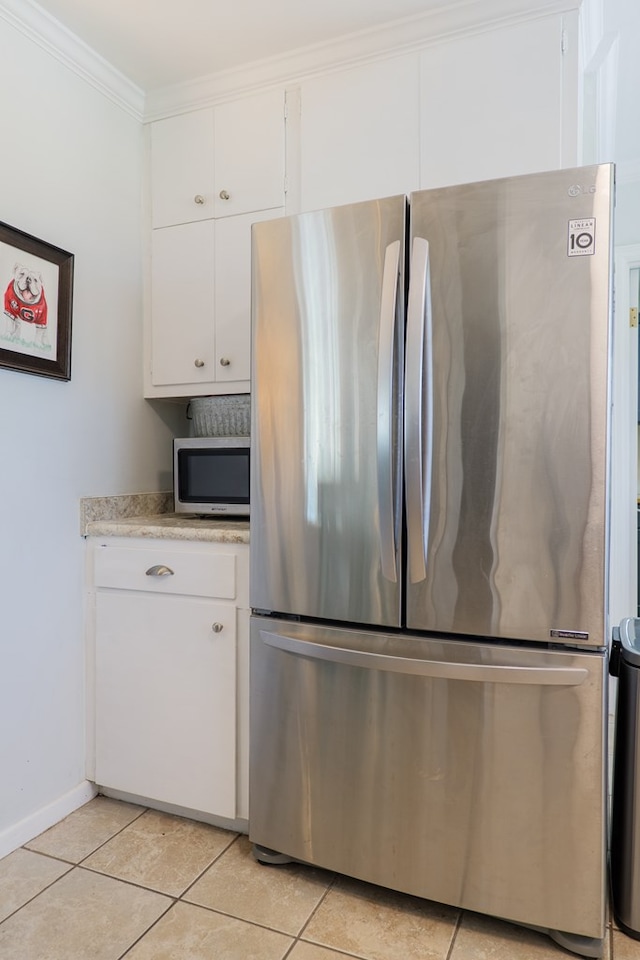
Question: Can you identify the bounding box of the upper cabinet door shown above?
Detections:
[419,14,577,189]
[150,90,286,229]
[150,109,215,228]
[214,206,284,384]
[150,220,215,387]
[299,55,421,212]
[214,89,286,218]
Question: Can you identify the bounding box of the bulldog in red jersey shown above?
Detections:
[4,263,48,346]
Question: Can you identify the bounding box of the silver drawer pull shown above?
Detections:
[194,194,205,205]
[145,564,174,577]
[212,622,224,633]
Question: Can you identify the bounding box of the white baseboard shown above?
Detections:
[0,780,98,861]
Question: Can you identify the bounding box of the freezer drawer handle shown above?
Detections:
[260,630,588,686]
[405,236,433,584]
[377,239,401,583]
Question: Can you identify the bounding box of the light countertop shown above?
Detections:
[84,513,249,544]
[80,492,249,543]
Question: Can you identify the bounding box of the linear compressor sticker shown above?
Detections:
[568,218,596,257]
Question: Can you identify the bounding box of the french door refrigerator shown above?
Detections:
[249,164,613,958]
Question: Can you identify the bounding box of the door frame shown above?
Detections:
[609,243,640,634]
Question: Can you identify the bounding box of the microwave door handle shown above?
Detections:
[405,237,432,584]
[260,630,588,686]
[377,240,401,583]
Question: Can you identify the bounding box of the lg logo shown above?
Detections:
[568,184,597,197]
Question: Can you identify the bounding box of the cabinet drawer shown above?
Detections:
[93,544,237,599]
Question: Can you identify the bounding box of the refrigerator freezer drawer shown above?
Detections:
[249,615,607,940]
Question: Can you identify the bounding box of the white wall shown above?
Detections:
[0,18,183,848]
[604,0,640,246]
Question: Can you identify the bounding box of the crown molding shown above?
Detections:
[0,0,582,123]
[0,0,144,120]
[145,0,582,121]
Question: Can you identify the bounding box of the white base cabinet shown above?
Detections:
[88,537,249,824]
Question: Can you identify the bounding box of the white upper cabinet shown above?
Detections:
[151,220,216,388]
[299,54,421,212]
[214,207,281,383]
[214,90,286,218]
[151,110,215,228]
[146,89,286,397]
[145,11,581,398]
[150,90,285,229]
[419,14,577,189]
[295,13,577,214]
[149,207,284,390]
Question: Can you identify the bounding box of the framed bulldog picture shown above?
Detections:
[0,221,74,381]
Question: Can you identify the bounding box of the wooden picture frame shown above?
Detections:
[0,221,74,381]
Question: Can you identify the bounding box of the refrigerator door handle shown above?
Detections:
[377,240,401,583]
[260,630,588,686]
[405,236,433,583]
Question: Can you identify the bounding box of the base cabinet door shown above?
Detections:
[95,591,237,818]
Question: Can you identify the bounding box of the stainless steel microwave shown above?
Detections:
[173,437,250,516]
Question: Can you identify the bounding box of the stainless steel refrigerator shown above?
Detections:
[249,164,613,958]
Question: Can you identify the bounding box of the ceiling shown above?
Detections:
[30,0,451,92]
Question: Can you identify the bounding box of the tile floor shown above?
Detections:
[0,795,636,960]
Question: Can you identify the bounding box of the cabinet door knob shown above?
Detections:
[219,357,231,367]
[194,194,205,205]
[194,358,205,368]
[145,564,174,577]
[212,622,224,633]
[219,190,230,200]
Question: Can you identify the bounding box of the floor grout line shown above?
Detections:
[74,861,177,898]
[177,829,241,901]
[115,896,176,960]
[75,802,150,867]
[0,795,623,960]
[0,857,74,928]
[444,907,463,960]
[295,868,338,940]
